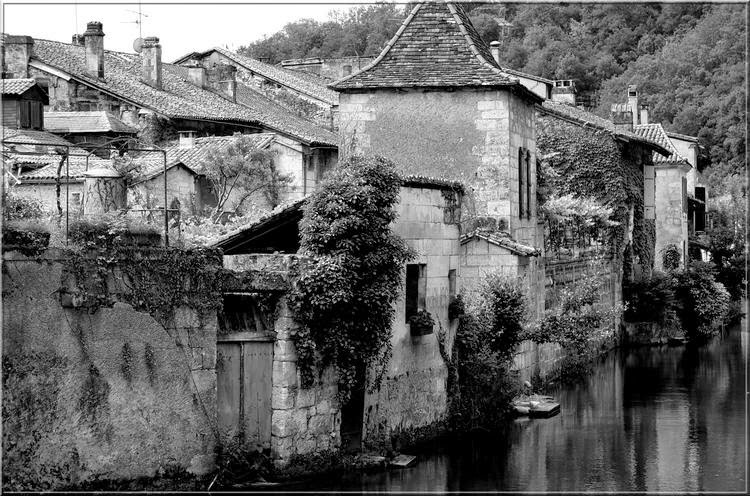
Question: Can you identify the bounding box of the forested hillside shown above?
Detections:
[239,2,746,178]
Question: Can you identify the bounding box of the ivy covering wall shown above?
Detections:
[536,114,655,270]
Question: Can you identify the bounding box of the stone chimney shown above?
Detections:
[610,103,633,132]
[178,130,196,149]
[141,37,162,89]
[551,80,577,106]
[217,64,237,103]
[72,34,85,46]
[490,41,501,65]
[640,104,649,125]
[83,22,105,78]
[627,85,639,127]
[2,35,34,78]
[187,64,206,88]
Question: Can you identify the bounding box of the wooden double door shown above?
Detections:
[217,339,273,450]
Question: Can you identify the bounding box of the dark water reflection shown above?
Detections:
[303,321,747,492]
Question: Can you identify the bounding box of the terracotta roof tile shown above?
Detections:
[330,1,535,97]
[460,229,540,257]
[25,38,336,146]
[176,47,338,105]
[1,78,37,95]
[44,111,138,134]
[2,126,110,180]
[634,123,691,166]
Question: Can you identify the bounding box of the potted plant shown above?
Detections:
[409,309,435,336]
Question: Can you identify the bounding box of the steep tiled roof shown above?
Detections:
[665,131,699,143]
[402,174,465,194]
[634,123,691,166]
[2,126,109,180]
[234,84,337,146]
[330,1,539,101]
[539,100,671,156]
[26,38,336,146]
[175,47,338,105]
[460,229,540,257]
[44,111,138,134]
[1,78,37,95]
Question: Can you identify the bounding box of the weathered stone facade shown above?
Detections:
[654,164,690,269]
[2,249,219,490]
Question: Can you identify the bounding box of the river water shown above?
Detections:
[300,320,747,492]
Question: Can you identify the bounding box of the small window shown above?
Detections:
[71,192,81,206]
[405,264,426,322]
[448,269,456,299]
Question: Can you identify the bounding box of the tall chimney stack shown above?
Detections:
[627,85,639,127]
[187,64,206,88]
[83,22,105,78]
[2,35,34,78]
[490,40,501,65]
[610,103,633,133]
[217,64,237,103]
[640,104,649,125]
[141,36,162,89]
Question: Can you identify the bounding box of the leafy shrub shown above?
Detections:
[3,192,48,220]
[448,294,465,321]
[662,244,681,271]
[408,309,434,336]
[2,221,51,256]
[68,213,161,249]
[525,276,618,356]
[672,262,731,340]
[288,155,413,402]
[624,271,679,324]
[450,273,526,429]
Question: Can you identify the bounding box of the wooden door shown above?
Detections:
[217,340,272,450]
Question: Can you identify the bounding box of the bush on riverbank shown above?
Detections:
[624,262,731,341]
[450,273,526,430]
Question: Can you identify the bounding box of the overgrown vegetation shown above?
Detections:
[288,155,413,402]
[540,193,619,256]
[449,273,526,430]
[624,262,732,341]
[525,275,619,363]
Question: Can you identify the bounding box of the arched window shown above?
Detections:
[518,147,525,219]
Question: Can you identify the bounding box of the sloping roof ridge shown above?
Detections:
[328,2,424,89]
[665,130,699,142]
[30,36,137,58]
[459,229,540,257]
[445,2,520,82]
[501,67,554,84]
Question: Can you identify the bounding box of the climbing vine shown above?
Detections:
[288,155,414,402]
[537,116,655,269]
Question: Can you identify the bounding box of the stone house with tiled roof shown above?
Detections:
[1,77,48,129]
[44,110,138,158]
[174,47,338,129]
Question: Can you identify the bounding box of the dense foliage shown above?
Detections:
[624,271,679,325]
[525,276,619,357]
[540,193,619,255]
[536,116,654,267]
[451,273,526,429]
[672,262,731,341]
[3,192,49,221]
[288,155,413,401]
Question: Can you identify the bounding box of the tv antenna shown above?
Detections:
[121,4,148,39]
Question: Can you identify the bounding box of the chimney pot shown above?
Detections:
[640,104,649,126]
[179,130,196,149]
[141,36,162,89]
[83,21,105,78]
[627,85,639,127]
[490,40,501,65]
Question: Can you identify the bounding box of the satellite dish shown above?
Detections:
[133,37,144,53]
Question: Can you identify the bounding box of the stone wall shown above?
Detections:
[654,165,689,270]
[338,88,536,231]
[2,249,218,490]
[363,185,461,447]
[511,254,622,383]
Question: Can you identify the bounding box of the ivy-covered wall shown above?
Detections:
[2,248,221,490]
[536,111,656,272]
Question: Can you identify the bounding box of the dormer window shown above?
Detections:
[179,130,196,149]
[19,100,43,130]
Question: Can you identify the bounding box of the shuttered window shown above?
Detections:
[19,100,31,128]
[518,147,525,218]
[525,149,532,219]
[30,101,42,130]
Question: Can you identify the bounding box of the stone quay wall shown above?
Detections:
[2,249,218,491]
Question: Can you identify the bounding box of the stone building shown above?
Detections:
[634,121,692,270]
[1,26,337,154]
[1,77,47,129]
[214,176,467,464]
[44,110,138,158]
[174,48,338,129]
[330,1,545,300]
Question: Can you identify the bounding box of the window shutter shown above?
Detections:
[19,101,31,128]
[525,150,532,219]
[30,101,42,129]
[518,147,525,218]
[643,165,655,219]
